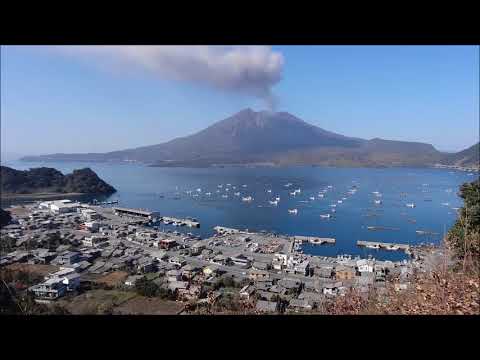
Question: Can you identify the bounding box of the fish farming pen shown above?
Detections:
[357,240,410,253]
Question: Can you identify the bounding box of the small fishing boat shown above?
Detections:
[275,197,280,202]
[309,196,315,201]
[196,188,202,192]
[288,209,298,214]
[267,189,272,193]
[320,214,331,219]
[221,194,228,198]
[242,196,253,202]
[329,204,337,208]
[242,184,248,188]
[234,192,241,196]
[441,202,450,206]
[337,200,343,204]
[318,194,325,198]
[331,209,336,213]
[406,203,416,208]
[205,192,212,196]
[374,200,382,204]
[290,191,296,196]
[269,200,279,206]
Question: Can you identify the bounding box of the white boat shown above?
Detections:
[242,184,247,188]
[374,193,382,197]
[221,195,228,198]
[288,209,298,214]
[331,209,336,213]
[372,191,380,195]
[242,196,253,202]
[269,200,279,206]
[337,200,343,204]
[295,189,301,194]
[275,197,280,202]
[342,197,347,200]
[329,204,337,208]
[327,185,333,189]
[284,183,293,187]
[186,190,192,195]
[366,244,380,249]
[318,194,325,198]
[320,214,331,219]
[234,192,241,196]
[441,202,450,206]
[290,191,296,196]
[226,183,231,186]
[267,189,272,193]
[196,188,202,192]
[374,200,382,204]
[218,184,223,188]
[406,203,416,208]
[216,190,220,193]
[205,192,212,196]
[309,196,315,201]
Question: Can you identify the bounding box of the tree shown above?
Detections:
[134,276,159,298]
[447,179,480,271]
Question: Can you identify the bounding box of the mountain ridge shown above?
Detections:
[20,109,477,168]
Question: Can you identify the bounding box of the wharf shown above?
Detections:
[293,236,336,245]
[357,240,410,252]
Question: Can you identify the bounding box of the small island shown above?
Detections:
[0,166,116,201]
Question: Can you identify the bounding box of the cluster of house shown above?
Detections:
[1,202,417,312]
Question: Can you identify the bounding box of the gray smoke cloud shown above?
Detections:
[57,46,284,110]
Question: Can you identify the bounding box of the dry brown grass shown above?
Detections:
[94,271,128,288]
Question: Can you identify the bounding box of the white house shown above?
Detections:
[356,259,375,273]
[82,235,108,247]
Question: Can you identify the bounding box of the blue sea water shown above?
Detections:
[5,160,477,261]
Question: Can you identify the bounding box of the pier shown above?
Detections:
[357,240,410,252]
[293,236,336,245]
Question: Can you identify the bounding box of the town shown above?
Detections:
[0,199,439,314]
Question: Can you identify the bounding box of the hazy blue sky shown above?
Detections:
[1,45,478,159]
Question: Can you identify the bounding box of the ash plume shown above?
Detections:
[56,46,284,110]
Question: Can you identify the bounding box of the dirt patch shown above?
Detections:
[113,296,184,315]
[94,271,129,287]
[4,205,30,217]
[5,263,59,277]
[59,289,137,315]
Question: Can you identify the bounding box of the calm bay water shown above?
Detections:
[5,160,476,261]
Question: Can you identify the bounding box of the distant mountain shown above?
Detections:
[440,143,479,168]
[1,166,116,195]
[21,108,459,167]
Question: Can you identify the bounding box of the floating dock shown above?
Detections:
[162,216,200,228]
[293,236,336,245]
[357,240,410,252]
